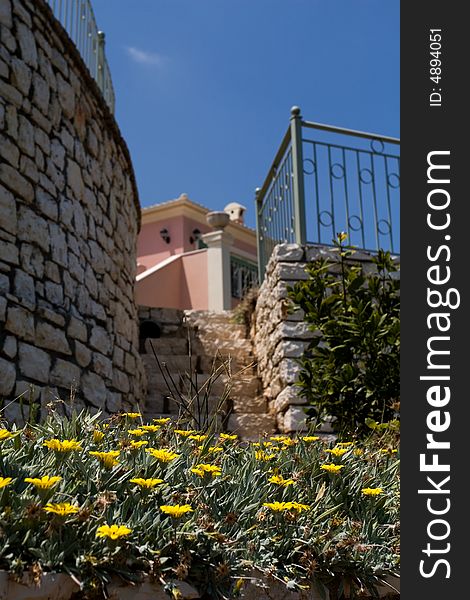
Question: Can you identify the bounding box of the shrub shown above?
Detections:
[0,409,399,599]
[287,235,400,436]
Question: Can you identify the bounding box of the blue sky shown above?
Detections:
[92,0,399,229]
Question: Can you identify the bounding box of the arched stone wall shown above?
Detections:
[0,0,146,419]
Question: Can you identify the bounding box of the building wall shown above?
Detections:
[0,0,146,418]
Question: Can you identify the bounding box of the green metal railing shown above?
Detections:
[256,107,400,278]
[230,255,258,299]
[46,0,115,113]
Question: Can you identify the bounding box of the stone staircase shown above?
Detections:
[138,307,276,439]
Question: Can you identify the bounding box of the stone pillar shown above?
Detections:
[201,229,234,311]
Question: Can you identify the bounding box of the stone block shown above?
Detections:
[67,158,84,200]
[18,114,35,157]
[90,325,111,355]
[36,187,58,220]
[68,316,87,342]
[14,269,35,305]
[75,340,92,367]
[282,405,308,433]
[18,342,50,382]
[35,321,71,355]
[0,240,19,265]
[112,369,130,393]
[0,357,16,396]
[0,296,7,322]
[93,352,113,379]
[0,133,20,167]
[48,222,68,266]
[81,372,107,408]
[271,243,305,262]
[106,391,122,414]
[5,305,35,341]
[32,72,49,113]
[57,72,75,118]
[0,164,34,203]
[278,358,301,384]
[50,359,81,389]
[0,184,17,234]
[274,262,309,281]
[0,0,12,27]
[273,385,306,413]
[45,280,64,305]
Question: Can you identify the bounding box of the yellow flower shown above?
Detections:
[190,463,222,478]
[263,501,310,512]
[140,425,161,433]
[321,464,345,473]
[160,504,193,518]
[188,434,208,442]
[219,433,237,441]
[336,441,354,447]
[198,445,223,454]
[153,418,171,424]
[89,451,120,468]
[263,501,290,512]
[268,474,295,487]
[380,448,398,454]
[281,438,297,447]
[289,501,311,512]
[325,447,349,457]
[128,429,146,436]
[174,429,196,437]
[302,436,320,442]
[353,449,364,456]
[24,476,62,489]
[0,430,16,442]
[337,231,348,243]
[43,439,82,452]
[0,477,13,489]
[146,448,180,462]
[269,435,290,442]
[129,440,148,449]
[255,450,276,461]
[93,429,105,443]
[129,478,164,488]
[121,412,141,419]
[361,487,384,496]
[43,502,80,516]
[96,524,132,539]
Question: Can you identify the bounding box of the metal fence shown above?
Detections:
[256,107,400,278]
[230,255,259,299]
[46,0,115,113]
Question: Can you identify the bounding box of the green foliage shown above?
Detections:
[287,235,400,436]
[0,409,399,599]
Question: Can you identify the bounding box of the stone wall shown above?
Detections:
[0,0,146,419]
[254,243,386,434]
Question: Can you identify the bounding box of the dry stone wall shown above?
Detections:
[254,243,385,434]
[0,0,146,419]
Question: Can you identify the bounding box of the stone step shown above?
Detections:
[149,354,197,373]
[143,337,188,355]
[227,413,276,440]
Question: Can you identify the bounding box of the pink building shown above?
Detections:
[135,194,258,310]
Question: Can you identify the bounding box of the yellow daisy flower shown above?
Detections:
[24,475,62,489]
[153,418,171,424]
[129,478,164,488]
[190,463,222,478]
[321,464,345,473]
[43,439,82,452]
[96,524,132,539]
[146,448,180,462]
[89,451,120,468]
[43,502,80,516]
[0,477,13,489]
[160,504,193,518]
[268,474,295,487]
[361,487,384,496]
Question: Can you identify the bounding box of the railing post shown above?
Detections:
[290,106,307,245]
[255,187,264,282]
[97,30,105,92]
